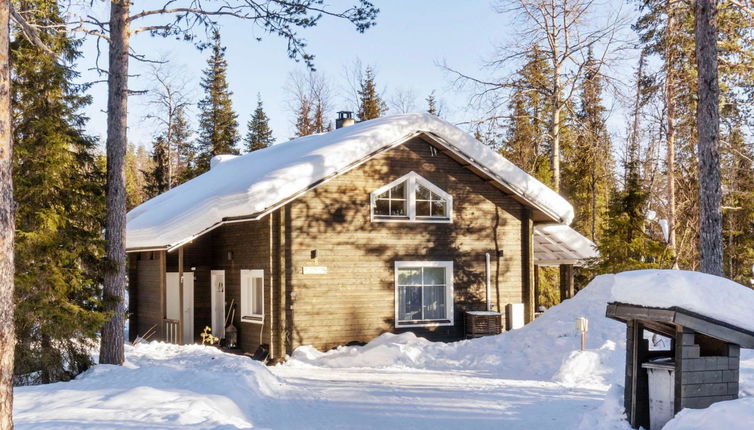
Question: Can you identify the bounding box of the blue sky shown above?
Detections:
[77,0,637,151]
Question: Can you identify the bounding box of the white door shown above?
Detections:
[210,270,226,338]
[166,272,194,344]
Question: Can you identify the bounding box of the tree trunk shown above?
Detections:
[551,72,561,192]
[100,0,129,365]
[695,0,724,276]
[0,0,14,426]
[666,2,678,266]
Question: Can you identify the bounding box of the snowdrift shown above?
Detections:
[14,342,283,429]
[289,270,754,387]
[290,271,627,386]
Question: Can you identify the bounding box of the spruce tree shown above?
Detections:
[562,49,614,242]
[357,66,387,121]
[245,95,274,151]
[501,46,553,186]
[294,98,313,137]
[145,136,170,198]
[11,0,105,383]
[593,128,671,274]
[426,92,440,116]
[171,105,196,184]
[125,144,151,209]
[196,31,239,173]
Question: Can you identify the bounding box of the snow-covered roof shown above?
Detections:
[609,270,754,334]
[533,223,599,266]
[126,113,575,251]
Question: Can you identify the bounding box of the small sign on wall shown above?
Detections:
[302,266,328,275]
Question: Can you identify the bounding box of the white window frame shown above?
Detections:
[370,171,453,223]
[394,261,454,328]
[240,269,264,324]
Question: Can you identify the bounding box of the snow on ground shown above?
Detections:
[13,270,754,429]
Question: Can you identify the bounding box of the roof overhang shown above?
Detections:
[533,223,598,266]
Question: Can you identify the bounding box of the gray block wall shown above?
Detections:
[675,330,739,412]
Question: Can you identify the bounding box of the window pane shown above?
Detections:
[397,268,422,285]
[252,278,263,315]
[415,184,430,200]
[416,200,430,217]
[423,285,446,320]
[432,201,447,217]
[423,267,446,285]
[374,199,390,215]
[391,199,406,216]
[391,182,406,198]
[398,286,422,320]
[377,191,389,200]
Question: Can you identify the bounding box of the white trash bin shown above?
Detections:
[642,359,675,430]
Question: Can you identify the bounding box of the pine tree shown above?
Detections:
[145,136,169,198]
[11,0,105,384]
[357,66,387,121]
[562,49,614,242]
[245,95,274,152]
[196,31,239,173]
[721,124,754,284]
[635,0,754,271]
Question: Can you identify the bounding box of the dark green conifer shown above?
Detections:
[196,31,239,173]
[245,95,274,151]
[12,0,105,384]
[145,136,170,198]
[562,49,614,242]
[356,66,387,121]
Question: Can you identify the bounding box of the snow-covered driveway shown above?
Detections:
[266,366,605,429]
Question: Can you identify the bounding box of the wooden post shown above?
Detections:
[159,250,166,340]
[533,264,540,310]
[559,264,574,301]
[523,211,535,323]
[178,246,184,344]
[581,330,586,351]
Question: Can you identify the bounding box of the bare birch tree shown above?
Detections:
[146,63,192,188]
[447,0,625,192]
[694,0,723,275]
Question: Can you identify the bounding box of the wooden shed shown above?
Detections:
[606,302,754,429]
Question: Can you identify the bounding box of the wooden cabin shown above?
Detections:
[126,113,596,360]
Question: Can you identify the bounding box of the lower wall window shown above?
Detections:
[240,269,264,323]
[394,261,453,327]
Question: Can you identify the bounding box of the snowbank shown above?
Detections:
[289,271,627,386]
[14,342,283,429]
[126,113,574,249]
[663,397,754,430]
[289,270,754,387]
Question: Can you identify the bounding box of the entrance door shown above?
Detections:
[166,272,194,344]
[210,270,226,339]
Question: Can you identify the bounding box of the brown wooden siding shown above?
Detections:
[286,136,528,351]
[128,251,163,341]
[209,218,272,354]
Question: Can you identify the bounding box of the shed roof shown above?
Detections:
[606,302,754,348]
[533,223,599,266]
[126,113,575,251]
